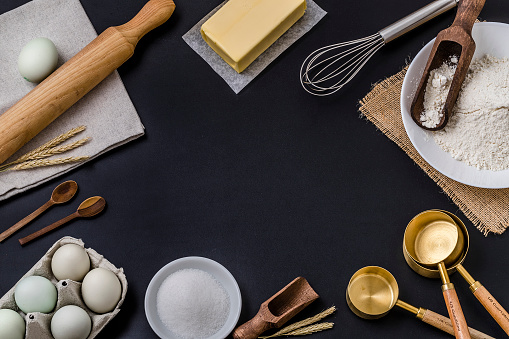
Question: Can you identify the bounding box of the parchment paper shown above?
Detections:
[0,0,145,201]
[182,0,327,94]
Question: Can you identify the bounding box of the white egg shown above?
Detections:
[0,309,25,339]
[81,268,121,314]
[17,37,58,83]
[51,244,90,282]
[14,276,57,314]
[51,305,91,339]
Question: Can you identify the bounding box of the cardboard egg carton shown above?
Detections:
[0,236,128,338]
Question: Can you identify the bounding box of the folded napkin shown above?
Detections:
[359,67,509,235]
[0,0,144,201]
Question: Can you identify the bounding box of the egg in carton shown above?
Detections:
[0,236,128,338]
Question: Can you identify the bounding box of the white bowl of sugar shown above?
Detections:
[145,256,242,339]
[401,22,509,188]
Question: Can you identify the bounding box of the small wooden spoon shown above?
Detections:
[233,277,319,339]
[411,0,486,130]
[18,196,106,246]
[0,180,78,242]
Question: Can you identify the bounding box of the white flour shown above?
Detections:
[421,55,509,171]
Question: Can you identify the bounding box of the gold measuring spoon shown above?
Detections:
[404,210,470,339]
[346,266,493,339]
[18,196,106,246]
[404,210,509,335]
[0,180,78,242]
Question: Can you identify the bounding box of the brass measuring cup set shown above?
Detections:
[347,210,509,338]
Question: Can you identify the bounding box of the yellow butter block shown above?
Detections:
[201,0,307,73]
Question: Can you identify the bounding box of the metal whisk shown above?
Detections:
[300,0,459,96]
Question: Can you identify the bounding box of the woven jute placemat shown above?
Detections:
[359,67,509,235]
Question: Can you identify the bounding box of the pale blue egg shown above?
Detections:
[14,276,57,314]
[0,309,25,339]
[17,37,58,83]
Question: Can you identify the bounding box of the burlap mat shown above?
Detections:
[359,67,509,235]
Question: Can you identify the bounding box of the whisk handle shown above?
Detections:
[379,0,458,43]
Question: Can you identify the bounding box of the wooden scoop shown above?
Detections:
[232,277,319,339]
[411,0,485,130]
[0,0,176,165]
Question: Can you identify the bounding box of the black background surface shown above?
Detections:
[1,0,509,338]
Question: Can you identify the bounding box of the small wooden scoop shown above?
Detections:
[411,0,485,130]
[233,277,319,339]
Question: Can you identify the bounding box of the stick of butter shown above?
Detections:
[201,0,307,73]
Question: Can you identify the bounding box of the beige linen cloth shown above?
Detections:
[0,0,144,201]
[359,67,509,235]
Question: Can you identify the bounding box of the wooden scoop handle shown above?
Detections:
[443,286,471,339]
[452,0,486,34]
[471,284,509,335]
[232,312,274,339]
[0,0,176,165]
[421,309,495,339]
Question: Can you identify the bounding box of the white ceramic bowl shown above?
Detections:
[144,256,242,339]
[401,22,509,188]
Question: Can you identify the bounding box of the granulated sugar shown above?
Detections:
[422,55,509,170]
[156,268,230,338]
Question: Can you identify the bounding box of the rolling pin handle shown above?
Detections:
[116,0,176,45]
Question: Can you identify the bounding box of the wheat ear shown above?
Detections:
[7,156,90,171]
[259,306,336,338]
[18,137,90,161]
[0,126,86,171]
[277,323,334,336]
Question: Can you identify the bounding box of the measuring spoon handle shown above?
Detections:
[0,200,54,242]
[421,309,495,339]
[443,286,471,339]
[471,284,509,335]
[18,212,79,246]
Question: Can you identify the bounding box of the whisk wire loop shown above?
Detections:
[300,33,385,96]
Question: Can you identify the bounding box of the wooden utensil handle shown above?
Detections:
[0,0,176,165]
[18,212,78,246]
[443,286,471,339]
[421,309,495,339]
[0,200,53,242]
[233,314,273,339]
[452,0,486,33]
[116,0,176,45]
[472,284,509,335]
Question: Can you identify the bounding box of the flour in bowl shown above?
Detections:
[422,55,509,171]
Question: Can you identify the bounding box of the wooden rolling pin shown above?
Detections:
[0,0,176,165]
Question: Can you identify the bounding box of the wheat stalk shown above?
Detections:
[259,307,336,338]
[277,323,334,336]
[0,126,86,171]
[6,156,90,171]
[19,137,90,161]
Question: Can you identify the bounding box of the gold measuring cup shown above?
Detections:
[346,266,493,339]
[403,210,470,339]
[404,210,509,336]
